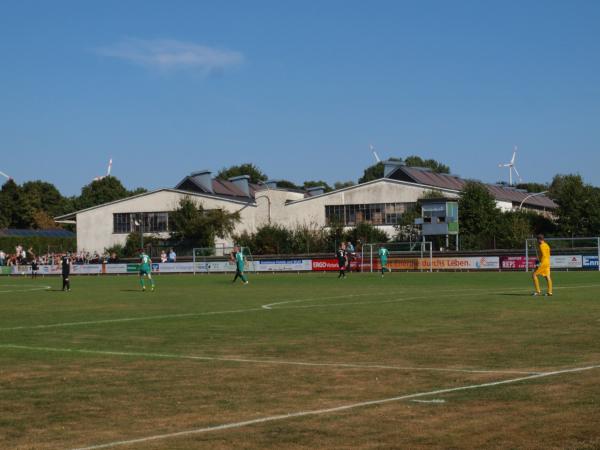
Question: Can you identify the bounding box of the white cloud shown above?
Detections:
[97,38,243,72]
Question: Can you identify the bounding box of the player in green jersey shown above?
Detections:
[231,246,248,284]
[378,246,391,277]
[138,249,155,291]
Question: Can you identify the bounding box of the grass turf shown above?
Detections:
[1,271,599,449]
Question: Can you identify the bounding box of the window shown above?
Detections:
[113,213,131,234]
[113,212,169,234]
[325,203,410,226]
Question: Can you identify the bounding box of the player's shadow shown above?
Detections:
[120,289,143,292]
[498,293,531,296]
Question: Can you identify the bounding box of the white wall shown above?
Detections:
[278,180,459,229]
[74,180,461,253]
[76,190,258,253]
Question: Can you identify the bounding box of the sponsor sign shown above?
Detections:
[583,256,599,269]
[71,264,102,275]
[1,266,12,275]
[551,255,582,269]
[127,264,139,273]
[198,261,235,272]
[421,257,500,270]
[103,264,128,274]
[156,262,195,273]
[500,256,537,270]
[257,259,312,272]
[312,259,361,271]
[374,257,500,271]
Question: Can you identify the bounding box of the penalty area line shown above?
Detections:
[69,363,600,450]
[0,344,540,375]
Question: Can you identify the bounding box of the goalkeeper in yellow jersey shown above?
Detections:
[532,234,553,296]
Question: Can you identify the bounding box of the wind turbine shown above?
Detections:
[498,147,522,186]
[370,144,381,163]
[93,158,113,181]
[0,170,12,182]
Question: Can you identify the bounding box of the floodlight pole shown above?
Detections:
[255,196,271,224]
[256,181,272,224]
[518,191,549,211]
[138,213,144,250]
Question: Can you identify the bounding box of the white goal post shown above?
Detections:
[363,241,433,273]
[524,237,600,272]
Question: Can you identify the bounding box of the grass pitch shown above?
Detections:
[1,271,600,449]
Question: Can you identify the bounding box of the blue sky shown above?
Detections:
[1,1,599,195]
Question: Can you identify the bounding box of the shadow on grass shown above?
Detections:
[120,289,144,292]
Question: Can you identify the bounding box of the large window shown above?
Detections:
[325,203,411,226]
[113,212,169,234]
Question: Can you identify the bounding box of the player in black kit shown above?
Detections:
[336,244,347,279]
[61,252,72,291]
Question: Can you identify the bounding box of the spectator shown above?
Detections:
[0,249,5,266]
[346,241,355,271]
[168,248,176,263]
[160,250,167,263]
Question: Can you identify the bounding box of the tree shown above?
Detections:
[217,163,268,184]
[458,181,500,250]
[169,197,240,248]
[404,155,450,174]
[21,181,67,218]
[333,181,355,190]
[495,211,533,249]
[345,222,389,245]
[0,179,31,228]
[302,180,333,192]
[235,224,293,255]
[550,174,600,236]
[129,187,148,196]
[31,210,57,229]
[76,176,130,210]
[516,182,549,193]
[358,162,385,183]
[274,180,301,190]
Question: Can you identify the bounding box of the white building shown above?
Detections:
[56,161,556,253]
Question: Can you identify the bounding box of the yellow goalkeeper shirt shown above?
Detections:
[538,241,551,267]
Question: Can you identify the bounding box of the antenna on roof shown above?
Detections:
[370,144,381,163]
[498,146,522,186]
[0,170,12,182]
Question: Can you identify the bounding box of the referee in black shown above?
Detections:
[61,252,72,291]
[337,244,347,279]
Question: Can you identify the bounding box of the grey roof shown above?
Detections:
[55,188,256,221]
[389,166,557,209]
[174,176,261,200]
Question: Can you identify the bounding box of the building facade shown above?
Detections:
[56,162,557,253]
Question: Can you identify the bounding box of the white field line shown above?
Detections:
[1,283,598,332]
[0,285,51,293]
[0,344,540,375]
[0,292,387,332]
[411,399,446,404]
[69,363,600,450]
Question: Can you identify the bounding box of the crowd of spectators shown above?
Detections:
[0,245,179,267]
[0,245,121,267]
